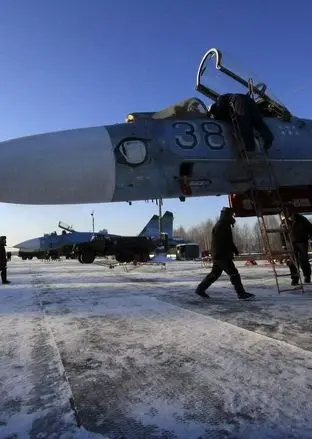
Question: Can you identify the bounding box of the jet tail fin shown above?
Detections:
[138,214,160,237]
[139,211,174,239]
[161,211,174,239]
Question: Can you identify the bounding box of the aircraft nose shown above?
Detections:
[0,126,116,204]
[14,238,41,250]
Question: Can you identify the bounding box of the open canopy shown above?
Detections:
[196,47,292,120]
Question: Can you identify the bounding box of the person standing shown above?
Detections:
[195,207,255,300]
[280,204,312,285]
[0,236,11,284]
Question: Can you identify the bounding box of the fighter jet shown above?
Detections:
[2,47,312,216]
[14,213,170,263]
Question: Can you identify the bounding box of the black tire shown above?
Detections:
[80,250,96,264]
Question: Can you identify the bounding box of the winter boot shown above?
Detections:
[304,276,311,283]
[195,287,209,298]
[231,273,255,301]
[194,275,214,298]
[1,268,10,284]
[291,278,299,286]
[238,292,255,301]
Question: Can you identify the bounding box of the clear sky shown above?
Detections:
[1,0,312,247]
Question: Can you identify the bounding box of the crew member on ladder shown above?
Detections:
[194,207,255,300]
[280,203,312,285]
[209,93,274,152]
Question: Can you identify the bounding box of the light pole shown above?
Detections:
[91,211,95,233]
[158,197,163,236]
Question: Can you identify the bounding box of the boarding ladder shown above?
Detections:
[229,90,304,294]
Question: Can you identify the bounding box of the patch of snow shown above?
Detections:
[1,259,312,437]
[60,426,110,439]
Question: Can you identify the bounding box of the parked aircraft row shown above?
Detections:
[14,211,188,264]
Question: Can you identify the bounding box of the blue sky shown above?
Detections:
[1,0,312,246]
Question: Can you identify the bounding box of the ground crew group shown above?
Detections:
[195,205,312,301]
[2,206,312,296]
[194,92,312,300]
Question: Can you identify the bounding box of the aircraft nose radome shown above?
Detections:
[14,238,41,250]
[0,126,116,204]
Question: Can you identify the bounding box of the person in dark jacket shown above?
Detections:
[209,93,274,152]
[0,236,11,284]
[195,207,255,300]
[280,204,312,285]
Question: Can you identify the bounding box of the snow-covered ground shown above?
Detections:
[1,258,312,439]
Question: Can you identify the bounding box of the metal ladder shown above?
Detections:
[229,101,304,294]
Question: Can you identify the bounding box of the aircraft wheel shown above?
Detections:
[80,250,96,264]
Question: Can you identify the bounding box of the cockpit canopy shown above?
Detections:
[152,97,209,119]
[126,48,292,124]
[196,47,292,121]
[126,97,209,123]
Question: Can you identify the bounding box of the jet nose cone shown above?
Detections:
[14,238,41,250]
[0,126,116,204]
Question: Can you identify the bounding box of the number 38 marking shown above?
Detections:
[172,121,225,150]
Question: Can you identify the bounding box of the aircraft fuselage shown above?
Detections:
[0,115,311,205]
